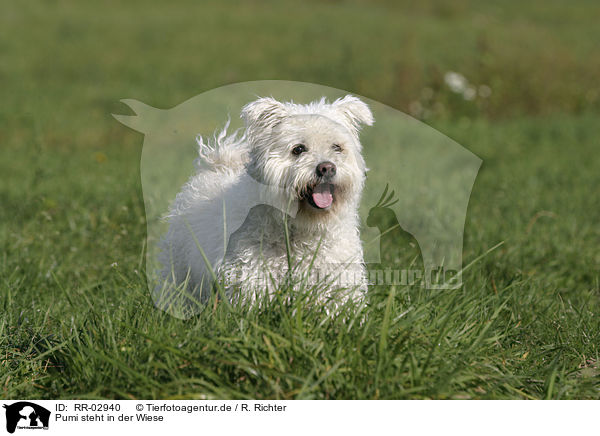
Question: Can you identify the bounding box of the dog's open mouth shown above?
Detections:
[306,183,335,209]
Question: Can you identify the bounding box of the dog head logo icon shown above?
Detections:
[3,402,50,433]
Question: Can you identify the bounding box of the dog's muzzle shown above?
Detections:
[306,161,337,209]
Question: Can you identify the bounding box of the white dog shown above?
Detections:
[158,95,373,310]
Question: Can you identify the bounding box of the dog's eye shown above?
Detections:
[332,144,343,153]
[292,144,307,156]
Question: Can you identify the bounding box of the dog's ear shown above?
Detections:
[332,95,374,133]
[241,97,288,136]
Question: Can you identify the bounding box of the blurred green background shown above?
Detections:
[3,0,600,127]
[1,0,599,399]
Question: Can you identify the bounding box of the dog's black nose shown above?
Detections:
[316,161,336,178]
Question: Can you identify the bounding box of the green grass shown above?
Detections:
[1,0,599,399]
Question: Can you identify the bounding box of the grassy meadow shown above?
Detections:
[1,0,599,399]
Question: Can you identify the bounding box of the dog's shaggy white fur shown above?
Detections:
[158,95,373,308]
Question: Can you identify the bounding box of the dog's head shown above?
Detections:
[241,95,373,218]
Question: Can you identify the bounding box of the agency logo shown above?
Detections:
[2,402,50,434]
[114,81,481,318]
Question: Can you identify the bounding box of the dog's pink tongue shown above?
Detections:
[312,184,333,208]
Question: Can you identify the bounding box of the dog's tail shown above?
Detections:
[195,119,249,175]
